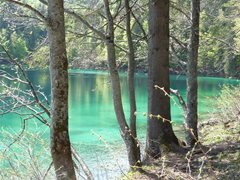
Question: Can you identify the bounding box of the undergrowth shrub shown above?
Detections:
[215,85,240,124]
[0,129,54,179]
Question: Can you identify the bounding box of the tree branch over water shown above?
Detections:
[0,44,93,180]
[170,88,187,116]
[0,44,50,118]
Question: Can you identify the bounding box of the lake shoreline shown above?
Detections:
[120,86,240,180]
[1,70,239,180]
[24,66,240,80]
[68,60,240,79]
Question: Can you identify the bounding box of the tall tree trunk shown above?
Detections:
[47,0,76,179]
[103,0,141,168]
[185,0,200,147]
[145,0,179,159]
[124,0,141,165]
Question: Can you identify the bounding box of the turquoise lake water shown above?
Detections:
[0,70,239,179]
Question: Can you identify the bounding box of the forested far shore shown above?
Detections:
[0,0,239,78]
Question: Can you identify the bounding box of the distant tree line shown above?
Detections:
[1,0,239,78]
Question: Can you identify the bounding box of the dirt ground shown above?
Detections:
[122,118,240,180]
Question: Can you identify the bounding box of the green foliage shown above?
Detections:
[30,45,49,69]
[169,0,190,70]
[199,0,240,77]
[169,0,240,77]
[202,85,240,144]
[0,0,239,77]
[0,1,47,68]
[216,85,240,123]
[9,32,28,60]
[0,30,27,60]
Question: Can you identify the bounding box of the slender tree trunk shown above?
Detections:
[47,0,76,179]
[145,0,179,159]
[185,0,200,147]
[103,0,141,168]
[125,0,137,138]
[124,0,141,165]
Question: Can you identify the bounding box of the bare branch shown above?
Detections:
[0,44,50,117]
[170,88,187,116]
[170,2,191,22]
[131,10,148,43]
[71,147,93,180]
[2,118,27,156]
[4,0,47,22]
[170,35,188,49]
[65,9,106,40]
[113,0,123,19]
[115,43,128,54]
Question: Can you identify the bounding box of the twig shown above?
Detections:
[0,44,50,117]
[42,161,53,180]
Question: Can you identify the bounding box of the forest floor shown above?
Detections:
[122,117,240,180]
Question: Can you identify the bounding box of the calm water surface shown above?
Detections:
[1,70,239,179]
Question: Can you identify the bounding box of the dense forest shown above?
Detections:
[1,0,240,77]
[0,0,240,180]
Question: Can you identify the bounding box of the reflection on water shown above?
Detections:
[0,70,239,178]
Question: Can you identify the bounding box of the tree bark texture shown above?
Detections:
[146,0,179,159]
[124,0,141,165]
[186,0,200,147]
[47,0,76,179]
[103,0,141,168]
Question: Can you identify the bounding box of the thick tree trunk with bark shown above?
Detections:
[103,0,140,168]
[186,0,200,147]
[145,0,179,159]
[47,0,76,179]
[124,0,141,165]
